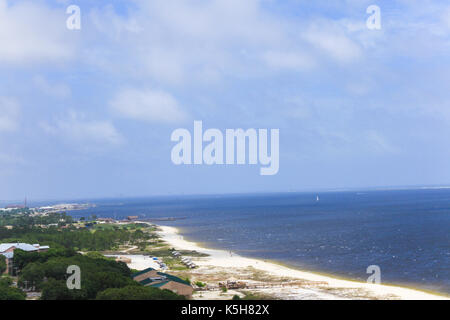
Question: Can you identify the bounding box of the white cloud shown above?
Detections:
[443,7,450,29]
[365,130,398,154]
[110,88,188,124]
[0,1,75,64]
[0,96,20,132]
[81,0,391,86]
[85,0,296,84]
[33,75,71,99]
[41,111,124,146]
[262,51,316,71]
[140,50,186,85]
[134,0,281,45]
[303,22,362,63]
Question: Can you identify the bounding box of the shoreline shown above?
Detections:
[155,224,448,300]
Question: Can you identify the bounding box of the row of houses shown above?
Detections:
[172,251,197,269]
[0,243,50,274]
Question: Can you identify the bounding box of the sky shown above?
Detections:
[1,0,450,201]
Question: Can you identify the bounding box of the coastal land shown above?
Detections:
[148,224,448,300]
[2,205,447,300]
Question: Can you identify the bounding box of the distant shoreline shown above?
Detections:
[153,223,448,300]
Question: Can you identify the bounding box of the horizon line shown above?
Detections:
[3,183,450,205]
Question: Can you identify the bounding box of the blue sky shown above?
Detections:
[1,0,450,201]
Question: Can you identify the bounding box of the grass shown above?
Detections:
[162,257,188,270]
[195,281,206,288]
[143,248,174,257]
[239,291,275,300]
[178,250,209,257]
[245,267,276,282]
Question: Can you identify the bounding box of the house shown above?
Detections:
[127,216,139,221]
[0,243,50,274]
[132,268,193,298]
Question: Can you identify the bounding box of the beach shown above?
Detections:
[156,225,448,300]
[104,254,162,271]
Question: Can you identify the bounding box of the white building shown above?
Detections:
[0,243,50,274]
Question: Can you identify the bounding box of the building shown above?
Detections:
[0,243,50,274]
[132,268,193,298]
[127,216,139,221]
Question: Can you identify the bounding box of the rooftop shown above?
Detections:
[0,243,38,253]
[0,243,50,259]
[132,267,191,287]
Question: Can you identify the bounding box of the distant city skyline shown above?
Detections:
[1,0,450,200]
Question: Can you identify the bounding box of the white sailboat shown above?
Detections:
[316,195,320,202]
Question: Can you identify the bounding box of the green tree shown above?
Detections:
[13,249,40,271]
[40,278,87,300]
[96,285,185,300]
[0,275,26,300]
[85,251,113,260]
[83,271,137,298]
[0,276,13,287]
[19,262,45,290]
[0,285,26,300]
[0,255,6,274]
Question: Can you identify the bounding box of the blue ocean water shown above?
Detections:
[70,189,450,294]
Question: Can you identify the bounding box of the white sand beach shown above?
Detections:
[157,225,448,300]
[105,254,161,271]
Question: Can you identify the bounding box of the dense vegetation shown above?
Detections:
[12,247,185,300]
[97,285,185,300]
[0,276,26,300]
[0,224,149,252]
[16,250,135,299]
[0,214,185,300]
[0,211,72,228]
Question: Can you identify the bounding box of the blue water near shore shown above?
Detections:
[70,189,450,294]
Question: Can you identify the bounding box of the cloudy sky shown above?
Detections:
[1,0,450,201]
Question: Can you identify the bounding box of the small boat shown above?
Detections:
[316,195,320,202]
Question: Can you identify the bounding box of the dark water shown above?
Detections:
[70,189,450,294]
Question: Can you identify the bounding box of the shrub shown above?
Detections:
[96,285,185,300]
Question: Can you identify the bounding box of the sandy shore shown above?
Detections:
[157,225,448,300]
[105,254,162,271]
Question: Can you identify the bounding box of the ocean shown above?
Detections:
[69,189,450,294]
